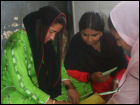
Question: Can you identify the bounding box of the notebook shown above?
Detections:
[102,66,118,76]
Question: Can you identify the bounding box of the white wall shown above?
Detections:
[72,1,120,34]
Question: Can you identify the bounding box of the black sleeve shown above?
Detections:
[103,31,128,77]
[111,46,128,77]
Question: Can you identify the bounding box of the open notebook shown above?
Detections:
[80,67,119,104]
[80,88,118,104]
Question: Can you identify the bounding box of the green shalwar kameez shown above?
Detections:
[1,29,69,104]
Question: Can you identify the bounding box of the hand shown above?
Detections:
[62,80,79,104]
[67,88,79,104]
[112,79,119,90]
[46,98,53,104]
[46,99,71,104]
[55,101,71,104]
[89,72,110,83]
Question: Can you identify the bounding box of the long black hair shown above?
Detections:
[65,11,128,78]
[79,12,105,32]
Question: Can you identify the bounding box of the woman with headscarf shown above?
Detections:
[64,11,129,101]
[1,6,79,104]
[107,1,139,104]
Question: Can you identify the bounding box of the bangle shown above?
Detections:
[52,100,56,104]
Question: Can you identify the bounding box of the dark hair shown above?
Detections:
[35,14,66,49]
[108,16,117,32]
[23,6,66,49]
[36,14,66,39]
[79,12,105,32]
[54,15,66,27]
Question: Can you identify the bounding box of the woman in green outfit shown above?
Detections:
[1,6,79,104]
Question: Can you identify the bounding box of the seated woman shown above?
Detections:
[1,6,79,104]
[64,11,129,101]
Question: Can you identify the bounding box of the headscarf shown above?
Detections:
[110,1,139,80]
[107,1,139,104]
[23,6,66,98]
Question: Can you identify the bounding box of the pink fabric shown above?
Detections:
[110,1,139,47]
[107,1,139,104]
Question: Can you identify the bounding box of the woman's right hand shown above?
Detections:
[89,72,110,83]
[55,101,71,104]
[46,98,71,104]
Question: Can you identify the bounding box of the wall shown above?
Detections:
[1,1,73,57]
[72,1,121,34]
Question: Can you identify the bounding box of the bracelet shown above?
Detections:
[52,100,56,104]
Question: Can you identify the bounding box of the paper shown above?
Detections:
[99,88,118,96]
[102,67,118,76]
[80,93,105,104]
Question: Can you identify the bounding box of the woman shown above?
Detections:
[107,1,139,104]
[64,11,129,101]
[1,6,79,104]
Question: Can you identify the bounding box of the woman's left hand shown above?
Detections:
[112,79,119,90]
[67,88,79,104]
[63,80,79,104]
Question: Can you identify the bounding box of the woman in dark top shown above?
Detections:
[64,12,129,100]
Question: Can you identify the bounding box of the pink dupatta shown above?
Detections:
[107,1,139,104]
